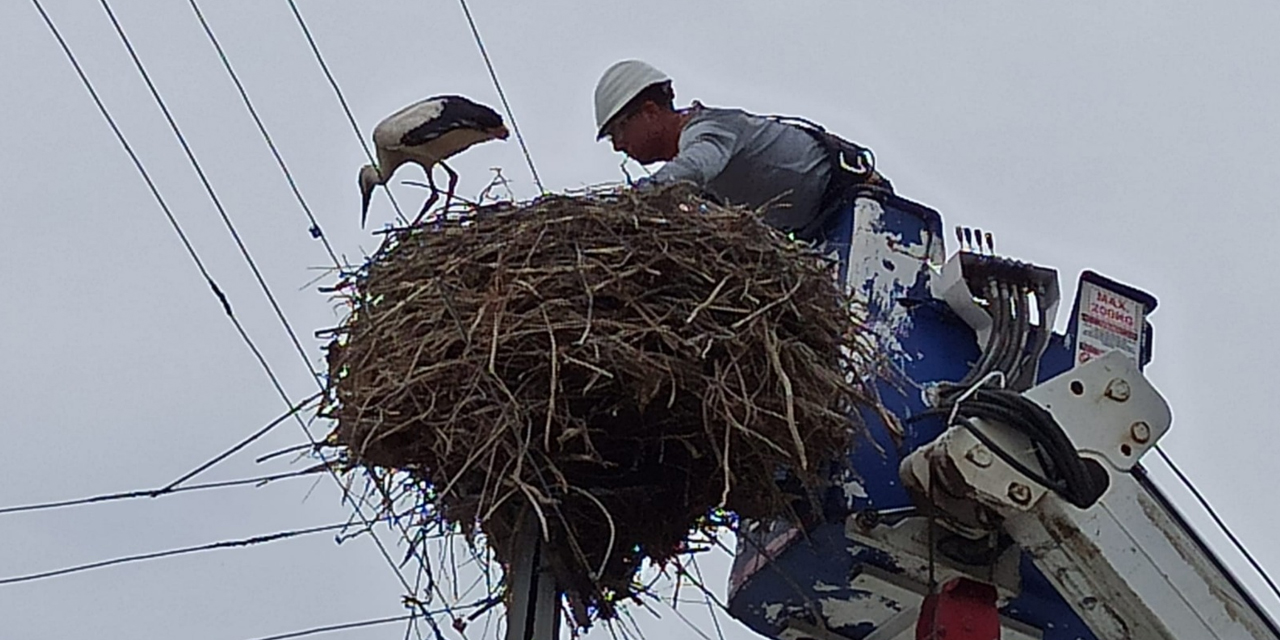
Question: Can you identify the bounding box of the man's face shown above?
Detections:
[607,103,670,164]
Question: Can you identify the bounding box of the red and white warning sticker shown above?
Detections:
[1075,280,1145,366]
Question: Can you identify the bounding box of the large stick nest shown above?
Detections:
[322,183,876,623]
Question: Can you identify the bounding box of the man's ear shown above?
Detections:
[639,101,664,118]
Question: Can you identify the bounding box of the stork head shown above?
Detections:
[358,164,384,227]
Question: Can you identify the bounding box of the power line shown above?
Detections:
[689,555,728,640]
[0,466,327,517]
[171,0,461,619]
[283,0,408,225]
[0,522,349,586]
[27,0,273,372]
[97,0,323,394]
[184,0,342,268]
[34,1,426,618]
[263,7,479,628]
[84,0,354,528]
[45,5,481,632]
[660,600,719,640]
[272,21,519,590]
[456,0,545,194]
[1152,445,1280,605]
[28,8,443,635]
[243,596,494,640]
[274,8,487,630]
[244,614,414,640]
[160,391,322,493]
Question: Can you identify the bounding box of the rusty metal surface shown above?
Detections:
[1004,475,1279,639]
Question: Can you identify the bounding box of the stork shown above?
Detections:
[358,95,509,227]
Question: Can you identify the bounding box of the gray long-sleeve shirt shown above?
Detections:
[652,103,832,231]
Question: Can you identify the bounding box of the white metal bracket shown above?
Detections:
[1023,349,1170,471]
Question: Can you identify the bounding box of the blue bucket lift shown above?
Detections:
[725,190,1280,640]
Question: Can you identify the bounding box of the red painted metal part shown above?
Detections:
[917,578,1000,640]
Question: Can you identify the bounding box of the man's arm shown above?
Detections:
[651,118,739,186]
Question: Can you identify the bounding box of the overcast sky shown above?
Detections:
[2,1,1279,639]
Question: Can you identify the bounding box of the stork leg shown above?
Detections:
[440,161,460,217]
[411,166,441,226]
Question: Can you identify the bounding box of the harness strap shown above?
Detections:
[767,115,893,242]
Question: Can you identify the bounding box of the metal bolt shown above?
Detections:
[1008,483,1032,505]
[1131,421,1152,443]
[966,444,993,468]
[1080,596,1099,610]
[854,509,881,531]
[1105,378,1131,402]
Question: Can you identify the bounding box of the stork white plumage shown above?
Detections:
[358,95,510,227]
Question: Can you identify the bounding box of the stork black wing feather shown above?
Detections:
[399,95,504,148]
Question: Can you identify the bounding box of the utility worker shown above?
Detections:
[594,60,892,243]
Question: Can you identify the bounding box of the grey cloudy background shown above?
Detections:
[2,1,1278,639]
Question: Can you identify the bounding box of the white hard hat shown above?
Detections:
[594,60,671,139]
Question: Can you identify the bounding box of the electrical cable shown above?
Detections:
[961,389,1104,507]
[35,2,430,617]
[30,9,478,640]
[1152,445,1280,605]
[1013,286,1037,383]
[914,386,1106,508]
[30,0,365,537]
[283,0,408,225]
[0,522,349,586]
[27,0,284,400]
[1012,287,1053,391]
[161,391,322,493]
[275,5,481,625]
[184,0,342,268]
[687,555,728,640]
[257,600,537,640]
[976,280,1011,384]
[1012,290,1029,379]
[659,599,719,640]
[100,0,420,534]
[32,0,314,490]
[98,0,323,393]
[953,278,1003,389]
[0,466,327,517]
[952,417,1062,494]
[990,281,1019,379]
[986,279,1011,377]
[456,0,545,194]
[245,614,415,640]
[42,5,535,634]
[995,284,1030,378]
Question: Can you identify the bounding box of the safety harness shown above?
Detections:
[769,115,894,242]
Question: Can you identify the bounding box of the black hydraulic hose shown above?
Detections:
[955,278,1004,390]
[962,398,1066,480]
[1008,285,1033,383]
[991,283,1026,381]
[1012,287,1054,391]
[953,417,1063,493]
[916,387,1106,508]
[962,389,1102,507]
[993,282,1018,379]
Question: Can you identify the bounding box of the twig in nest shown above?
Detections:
[766,326,805,470]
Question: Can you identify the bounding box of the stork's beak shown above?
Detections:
[358,165,378,228]
[361,187,373,228]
